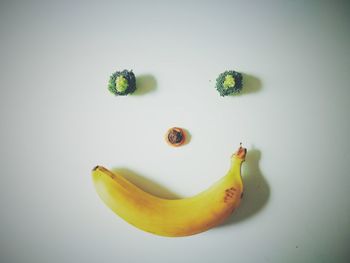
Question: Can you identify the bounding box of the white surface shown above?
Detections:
[1,1,350,262]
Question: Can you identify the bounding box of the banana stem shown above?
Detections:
[233,144,247,161]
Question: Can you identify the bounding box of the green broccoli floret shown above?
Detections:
[215,70,243,96]
[108,70,136,96]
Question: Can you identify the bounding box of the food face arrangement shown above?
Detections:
[92,69,246,237]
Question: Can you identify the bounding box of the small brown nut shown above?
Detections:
[165,127,186,147]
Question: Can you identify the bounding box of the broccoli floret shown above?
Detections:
[108,70,136,96]
[215,70,243,96]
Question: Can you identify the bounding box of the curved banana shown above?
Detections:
[92,146,246,237]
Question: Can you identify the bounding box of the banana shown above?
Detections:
[92,145,246,237]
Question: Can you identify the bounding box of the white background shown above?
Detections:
[1,1,350,262]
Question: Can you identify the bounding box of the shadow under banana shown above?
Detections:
[111,168,181,199]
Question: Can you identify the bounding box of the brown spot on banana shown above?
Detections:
[224,188,237,202]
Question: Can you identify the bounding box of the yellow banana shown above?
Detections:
[92,145,246,237]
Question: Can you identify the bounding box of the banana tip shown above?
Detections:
[235,145,247,159]
[92,165,100,171]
